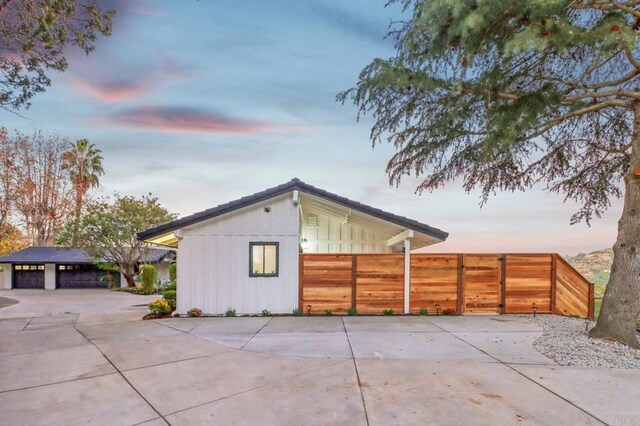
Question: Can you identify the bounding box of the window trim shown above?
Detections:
[249,242,279,277]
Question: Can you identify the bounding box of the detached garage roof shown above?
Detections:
[0,247,176,264]
[138,178,449,246]
[0,247,95,264]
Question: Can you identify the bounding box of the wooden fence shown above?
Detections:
[299,253,594,318]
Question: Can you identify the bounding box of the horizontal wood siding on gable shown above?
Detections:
[176,194,299,315]
[301,213,391,254]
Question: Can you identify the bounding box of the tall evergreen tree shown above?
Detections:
[340,0,640,346]
[62,139,104,247]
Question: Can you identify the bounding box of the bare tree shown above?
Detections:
[12,131,74,246]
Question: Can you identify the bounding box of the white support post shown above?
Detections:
[404,238,411,314]
[1,264,11,289]
[44,264,56,290]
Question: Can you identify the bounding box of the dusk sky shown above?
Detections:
[2,0,622,255]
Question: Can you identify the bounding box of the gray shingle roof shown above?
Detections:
[0,247,176,265]
[0,247,94,264]
[138,178,449,241]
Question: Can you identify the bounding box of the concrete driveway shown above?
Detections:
[0,291,638,425]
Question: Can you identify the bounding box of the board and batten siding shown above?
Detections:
[177,194,299,315]
[301,213,391,254]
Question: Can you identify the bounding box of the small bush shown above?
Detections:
[140,265,158,294]
[149,299,171,314]
[163,281,177,292]
[324,309,332,316]
[442,308,457,316]
[382,308,394,316]
[292,308,302,316]
[187,308,202,317]
[169,262,177,281]
[118,285,152,295]
[419,308,429,316]
[261,309,272,317]
[225,308,236,317]
[163,290,176,309]
[347,307,358,316]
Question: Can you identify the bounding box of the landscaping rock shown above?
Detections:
[516,314,640,369]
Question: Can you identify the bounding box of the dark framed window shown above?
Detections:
[250,242,279,277]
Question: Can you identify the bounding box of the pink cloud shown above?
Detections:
[71,79,152,103]
[108,106,300,135]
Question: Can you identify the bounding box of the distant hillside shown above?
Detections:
[564,249,613,297]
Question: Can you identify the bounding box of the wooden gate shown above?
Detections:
[463,254,501,313]
[298,254,353,314]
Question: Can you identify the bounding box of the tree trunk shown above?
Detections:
[123,271,136,288]
[71,193,82,247]
[589,103,640,348]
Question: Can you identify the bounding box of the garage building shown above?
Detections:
[0,247,116,289]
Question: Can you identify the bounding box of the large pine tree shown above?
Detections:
[341,0,640,347]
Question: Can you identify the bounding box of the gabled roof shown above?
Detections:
[138,178,448,241]
[0,247,94,264]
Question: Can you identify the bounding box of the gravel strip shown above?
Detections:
[515,314,640,369]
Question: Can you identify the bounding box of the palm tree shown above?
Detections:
[62,139,104,246]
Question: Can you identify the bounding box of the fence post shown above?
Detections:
[351,255,357,310]
[404,239,411,314]
[298,255,303,311]
[500,254,507,314]
[550,254,557,314]
[457,254,464,314]
[588,282,595,320]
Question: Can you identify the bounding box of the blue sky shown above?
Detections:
[2,0,622,254]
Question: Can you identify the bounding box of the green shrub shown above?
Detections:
[347,307,358,316]
[324,309,332,316]
[292,308,302,316]
[140,265,157,294]
[163,290,176,309]
[382,308,394,316]
[261,309,272,317]
[117,285,152,295]
[164,281,176,292]
[419,308,429,316]
[225,308,236,317]
[169,262,177,281]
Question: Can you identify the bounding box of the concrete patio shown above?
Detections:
[0,290,638,425]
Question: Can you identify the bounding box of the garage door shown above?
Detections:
[56,265,108,289]
[13,265,45,289]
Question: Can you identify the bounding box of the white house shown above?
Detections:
[138,178,448,315]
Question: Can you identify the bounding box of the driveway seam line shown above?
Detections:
[73,325,170,425]
[0,371,117,395]
[163,358,352,418]
[420,317,608,425]
[342,316,370,426]
[241,317,273,349]
[20,317,34,332]
[120,351,233,373]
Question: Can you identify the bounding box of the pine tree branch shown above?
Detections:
[611,1,640,18]
[528,100,632,139]
[624,49,640,71]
